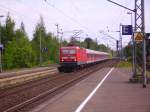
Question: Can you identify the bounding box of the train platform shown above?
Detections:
[31,67,150,112]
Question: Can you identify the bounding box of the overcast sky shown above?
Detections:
[0,0,149,49]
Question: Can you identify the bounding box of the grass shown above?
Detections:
[147,71,150,78]
[117,61,132,68]
[2,61,57,72]
[117,61,150,81]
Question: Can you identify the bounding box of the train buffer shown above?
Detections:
[31,67,150,112]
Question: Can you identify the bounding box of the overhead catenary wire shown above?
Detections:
[44,0,109,46]
[44,0,89,30]
[8,1,56,25]
[69,0,81,15]
[0,3,58,34]
[0,4,39,24]
[0,0,122,50]
[1,0,118,49]
[100,31,118,41]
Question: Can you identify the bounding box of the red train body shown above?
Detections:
[58,45,109,72]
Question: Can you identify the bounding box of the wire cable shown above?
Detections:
[44,0,89,30]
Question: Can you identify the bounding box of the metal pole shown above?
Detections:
[127,12,136,77]
[56,24,59,39]
[119,23,122,59]
[134,0,137,77]
[143,34,147,88]
[55,24,60,46]
[130,13,136,77]
[131,13,135,75]
[141,0,146,88]
[39,29,42,66]
[132,30,137,77]
[0,15,4,72]
[55,24,60,62]
[96,38,98,50]
[60,28,63,47]
[61,32,63,47]
[0,25,2,72]
[116,40,119,57]
[132,33,137,77]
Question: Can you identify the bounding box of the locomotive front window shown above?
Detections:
[62,49,76,54]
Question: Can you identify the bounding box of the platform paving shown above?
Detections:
[31,67,150,112]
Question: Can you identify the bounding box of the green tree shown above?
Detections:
[32,16,47,65]
[3,22,35,69]
[32,16,59,65]
[1,13,15,46]
[84,38,93,49]
[98,44,109,52]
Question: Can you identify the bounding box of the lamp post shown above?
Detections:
[119,23,123,59]
[127,12,133,25]
[127,12,136,77]
[0,15,4,72]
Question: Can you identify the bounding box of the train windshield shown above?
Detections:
[62,49,76,54]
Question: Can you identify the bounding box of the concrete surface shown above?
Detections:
[31,67,150,112]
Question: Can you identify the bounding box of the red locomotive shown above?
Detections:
[58,45,109,72]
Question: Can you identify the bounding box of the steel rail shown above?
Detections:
[3,59,118,112]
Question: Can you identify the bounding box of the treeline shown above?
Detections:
[0,14,112,70]
[70,37,112,52]
[0,15,60,70]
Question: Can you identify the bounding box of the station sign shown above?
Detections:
[122,25,133,35]
[0,44,3,49]
[42,47,48,52]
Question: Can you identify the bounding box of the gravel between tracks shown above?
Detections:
[0,59,118,112]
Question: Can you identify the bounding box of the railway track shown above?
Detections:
[0,59,118,112]
[0,65,57,79]
[0,67,58,89]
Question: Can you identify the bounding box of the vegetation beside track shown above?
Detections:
[117,61,132,68]
[147,71,150,78]
[117,61,150,79]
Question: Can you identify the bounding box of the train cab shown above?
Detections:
[58,46,79,72]
[60,47,77,63]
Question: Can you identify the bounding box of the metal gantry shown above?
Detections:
[135,0,145,32]
[135,0,146,87]
[107,0,147,87]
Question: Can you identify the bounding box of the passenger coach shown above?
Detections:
[58,45,109,72]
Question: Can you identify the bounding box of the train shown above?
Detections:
[58,44,109,72]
